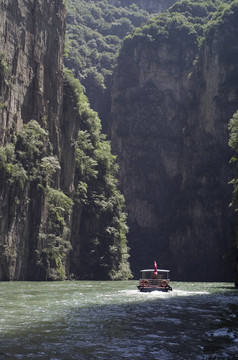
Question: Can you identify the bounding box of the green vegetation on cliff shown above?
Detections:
[0,120,73,280]
[64,0,150,128]
[204,0,238,67]
[0,72,131,280]
[0,53,8,80]
[121,0,230,50]
[64,69,131,280]
[228,109,238,287]
[110,0,238,281]
[65,0,149,83]
[64,0,230,131]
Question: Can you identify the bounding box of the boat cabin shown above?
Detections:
[140,269,170,280]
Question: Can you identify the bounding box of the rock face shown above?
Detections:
[0,0,131,281]
[110,5,238,281]
[0,0,66,280]
[0,0,65,148]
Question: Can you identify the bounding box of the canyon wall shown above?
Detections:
[0,0,65,148]
[110,3,238,280]
[1,0,237,282]
[0,0,131,280]
[0,0,66,280]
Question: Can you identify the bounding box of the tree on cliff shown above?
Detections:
[228,110,238,287]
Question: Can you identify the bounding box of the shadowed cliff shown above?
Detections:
[110,0,238,281]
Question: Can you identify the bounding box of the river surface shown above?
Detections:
[0,281,237,360]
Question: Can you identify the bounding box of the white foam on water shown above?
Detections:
[203,352,234,359]
[212,328,236,339]
[171,289,210,297]
[146,333,160,339]
[149,349,173,360]
[116,287,210,303]
[162,317,182,325]
[1,281,237,360]
[118,289,139,294]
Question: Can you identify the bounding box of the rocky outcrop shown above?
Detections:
[110,3,238,281]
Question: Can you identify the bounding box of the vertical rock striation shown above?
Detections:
[0,0,66,280]
[0,0,65,148]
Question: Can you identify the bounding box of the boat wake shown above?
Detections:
[171,289,210,296]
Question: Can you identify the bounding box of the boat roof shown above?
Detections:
[140,269,170,273]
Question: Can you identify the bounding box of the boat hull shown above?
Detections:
[137,285,172,292]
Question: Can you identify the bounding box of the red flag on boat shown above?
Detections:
[154,260,157,274]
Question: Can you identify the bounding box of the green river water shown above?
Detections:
[0,281,237,360]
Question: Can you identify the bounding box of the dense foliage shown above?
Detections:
[120,0,231,50]
[65,0,149,82]
[0,120,72,280]
[64,69,131,279]
[64,0,233,130]
[64,0,150,128]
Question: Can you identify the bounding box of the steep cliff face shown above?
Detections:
[110,2,238,280]
[0,0,65,148]
[0,0,66,280]
[0,0,131,281]
[65,0,179,134]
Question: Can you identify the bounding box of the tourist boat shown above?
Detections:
[137,268,172,292]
